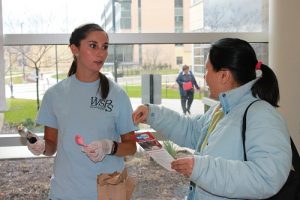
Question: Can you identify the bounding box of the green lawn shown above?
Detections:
[4,98,38,130]
[5,98,37,123]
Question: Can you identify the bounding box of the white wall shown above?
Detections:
[269,0,300,150]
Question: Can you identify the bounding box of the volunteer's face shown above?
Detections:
[72,31,109,73]
[204,56,223,100]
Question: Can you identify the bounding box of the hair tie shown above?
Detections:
[256,61,262,70]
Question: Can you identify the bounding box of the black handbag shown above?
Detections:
[242,100,300,200]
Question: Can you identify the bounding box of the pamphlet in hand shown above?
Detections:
[134,131,175,171]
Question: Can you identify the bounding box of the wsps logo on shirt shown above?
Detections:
[90,97,113,112]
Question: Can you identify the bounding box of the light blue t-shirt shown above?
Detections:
[36,75,138,200]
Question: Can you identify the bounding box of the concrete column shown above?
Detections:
[0,0,7,130]
[269,0,300,150]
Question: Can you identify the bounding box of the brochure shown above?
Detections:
[134,131,175,171]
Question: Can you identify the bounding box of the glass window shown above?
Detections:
[3,42,268,98]
[2,0,268,34]
[0,3,269,194]
[194,47,203,55]
[2,0,104,34]
[176,56,183,65]
[203,0,268,32]
[174,8,183,16]
[120,18,131,29]
[193,56,203,65]
[106,45,133,64]
[175,16,183,23]
[175,0,183,8]
[1,42,268,198]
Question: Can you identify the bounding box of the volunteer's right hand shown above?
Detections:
[82,139,114,162]
[27,133,45,156]
[132,105,149,125]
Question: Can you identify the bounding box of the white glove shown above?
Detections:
[27,133,45,156]
[82,139,114,162]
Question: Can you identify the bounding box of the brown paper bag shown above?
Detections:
[97,168,136,200]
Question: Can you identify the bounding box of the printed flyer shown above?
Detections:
[134,131,174,171]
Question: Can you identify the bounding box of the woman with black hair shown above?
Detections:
[133,38,292,199]
[27,23,137,200]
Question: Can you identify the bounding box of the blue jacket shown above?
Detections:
[147,80,292,199]
[176,71,200,96]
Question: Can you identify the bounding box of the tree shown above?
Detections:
[203,0,264,32]
[4,47,18,75]
[14,45,53,110]
[4,47,18,98]
[3,10,70,110]
[143,46,162,71]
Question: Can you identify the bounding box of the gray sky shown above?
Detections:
[2,0,105,33]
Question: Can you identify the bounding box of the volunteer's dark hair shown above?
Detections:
[209,38,279,107]
[68,23,109,99]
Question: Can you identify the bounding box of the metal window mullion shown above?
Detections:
[3,32,268,46]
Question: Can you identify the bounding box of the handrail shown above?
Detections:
[4,32,268,45]
[0,133,44,147]
[0,131,164,147]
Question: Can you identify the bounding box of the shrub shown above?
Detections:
[163,140,178,158]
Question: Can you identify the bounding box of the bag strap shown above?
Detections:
[242,100,300,173]
[291,138,300,172]
[242,100,260,161]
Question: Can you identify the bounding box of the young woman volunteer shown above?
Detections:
[27,23,137,200]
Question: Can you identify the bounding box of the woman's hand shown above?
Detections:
[27,137,45,156]
[171,156,195,177]
[132,105,149,125]
[82,139,114,162]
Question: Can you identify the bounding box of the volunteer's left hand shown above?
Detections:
[171,156,195,177]
[82,139,113,162]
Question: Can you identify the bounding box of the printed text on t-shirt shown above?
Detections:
[90,97,113,112]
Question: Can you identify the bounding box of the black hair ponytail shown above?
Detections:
[68,64,110,99]
[98,72,109,99]
[251,64,280,107]
[68,59,77,77]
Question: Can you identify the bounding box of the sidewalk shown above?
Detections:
[130,97,204,115]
